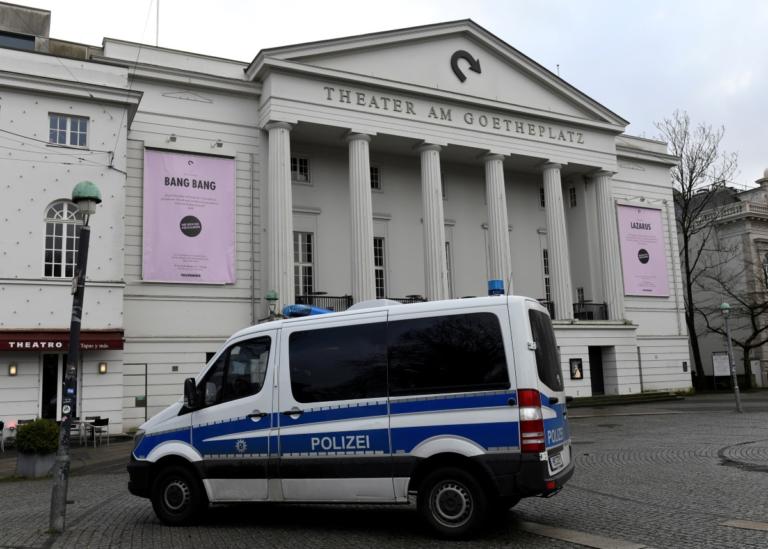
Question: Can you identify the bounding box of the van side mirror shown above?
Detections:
[184,378,199,409]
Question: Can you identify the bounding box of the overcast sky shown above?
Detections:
[17,0,768,186]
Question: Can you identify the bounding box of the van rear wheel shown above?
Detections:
[417,467,488,539]
[151,465,206,526]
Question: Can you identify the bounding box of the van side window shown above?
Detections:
[199,337,271,407]
[289,323,387,403]
[528,310,563,391]
[388,312,509,396]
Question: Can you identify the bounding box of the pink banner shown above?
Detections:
[616,205,669,296]
[142,149,235,283]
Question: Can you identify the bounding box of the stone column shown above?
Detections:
[418,144,449,300]
[347,133,376,303]
[593,170,625,320]
[484,153,513,293]
[542,162,573,320]
[265,121,295,309]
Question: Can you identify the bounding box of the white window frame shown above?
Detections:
[373,236,386,299]
[291,156,310,184]
[293,231,314,296]
[49,113,88,148]
[543,248,551,303]
[370,165,382,191]
[44,200,81,278]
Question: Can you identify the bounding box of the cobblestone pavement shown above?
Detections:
[1,394,767,548]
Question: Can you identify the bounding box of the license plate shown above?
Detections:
[549,453,563,470]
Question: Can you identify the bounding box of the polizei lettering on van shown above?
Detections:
[547,426,565,446]
[310,434,371,451]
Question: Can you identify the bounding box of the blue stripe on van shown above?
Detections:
[279,403,388,427]
[391,422,520,454]
[134,427,191,458]
[390,391,515,415]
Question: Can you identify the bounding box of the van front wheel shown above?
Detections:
[417,467,488,538]
[151,465,206,525]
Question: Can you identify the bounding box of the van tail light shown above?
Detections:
[518,389,545,454]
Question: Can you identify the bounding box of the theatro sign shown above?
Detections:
[0,331,124,351]
[322,85,587,145]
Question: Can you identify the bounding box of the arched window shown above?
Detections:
[44,200,81,278]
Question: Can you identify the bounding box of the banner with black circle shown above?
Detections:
[142,149,235,283]
[616,205,669,296]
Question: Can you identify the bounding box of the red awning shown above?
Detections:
[0,330,124,351]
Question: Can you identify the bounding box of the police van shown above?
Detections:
[127,296,573,538]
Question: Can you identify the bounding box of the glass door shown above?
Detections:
[41,354,66,420]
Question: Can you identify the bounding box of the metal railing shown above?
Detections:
[573,302,608,321]
[295,295,353,311]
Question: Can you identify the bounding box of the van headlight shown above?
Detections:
[133,429,145,450]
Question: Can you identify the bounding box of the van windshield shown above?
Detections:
[528,309,563,392]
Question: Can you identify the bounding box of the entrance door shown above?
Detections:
[588,346,605,396]
[41,354,66,420]
[123,363,148,429]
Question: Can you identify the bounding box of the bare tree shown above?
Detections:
[656,110,738,384]
[695,240,768,389]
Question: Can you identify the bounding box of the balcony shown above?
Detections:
[295,294,353,311]
[573,302,608,321]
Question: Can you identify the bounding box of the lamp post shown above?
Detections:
[50,181,101,532]
[719,302,744,414]
[265,290,279,319]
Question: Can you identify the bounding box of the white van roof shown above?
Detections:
[228,295,541,342]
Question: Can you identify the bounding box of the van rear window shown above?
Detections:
[388,312,509,396]
[528,309,563,391]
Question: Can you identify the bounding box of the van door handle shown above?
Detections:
[549,397,559,405]
[281,407,304,418]
[247,410,268,420]
[507,398,517,406]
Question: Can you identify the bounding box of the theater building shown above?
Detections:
[0,5,691,433]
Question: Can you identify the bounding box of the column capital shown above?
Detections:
[264,121,294,132]
[345,132,372,144]
[416,143,443,153]
[542,162,562,172]
[591,169,616,179]
[482,153,506,162]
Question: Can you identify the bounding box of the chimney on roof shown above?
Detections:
[757,168,768,190]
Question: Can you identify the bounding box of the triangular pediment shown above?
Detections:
[248,20,627,128]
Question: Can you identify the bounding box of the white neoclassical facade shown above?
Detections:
[0,7,691,433]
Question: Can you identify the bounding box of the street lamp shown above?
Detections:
[719,302,744,413]
[50,181,102,532]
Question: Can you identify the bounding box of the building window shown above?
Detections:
[542,248,551,303]
[539,186,546,208]
[374,237,386,299]
[762,253,768,288]
[370,165,381,190]
[577,287,585,303]
[49,114,88,147]
[44,200,81,278]
[291,156,310,183]
[289,322,387,403]
[569,187,577,208]
[445,241,453,298]
[294,231,314,296]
